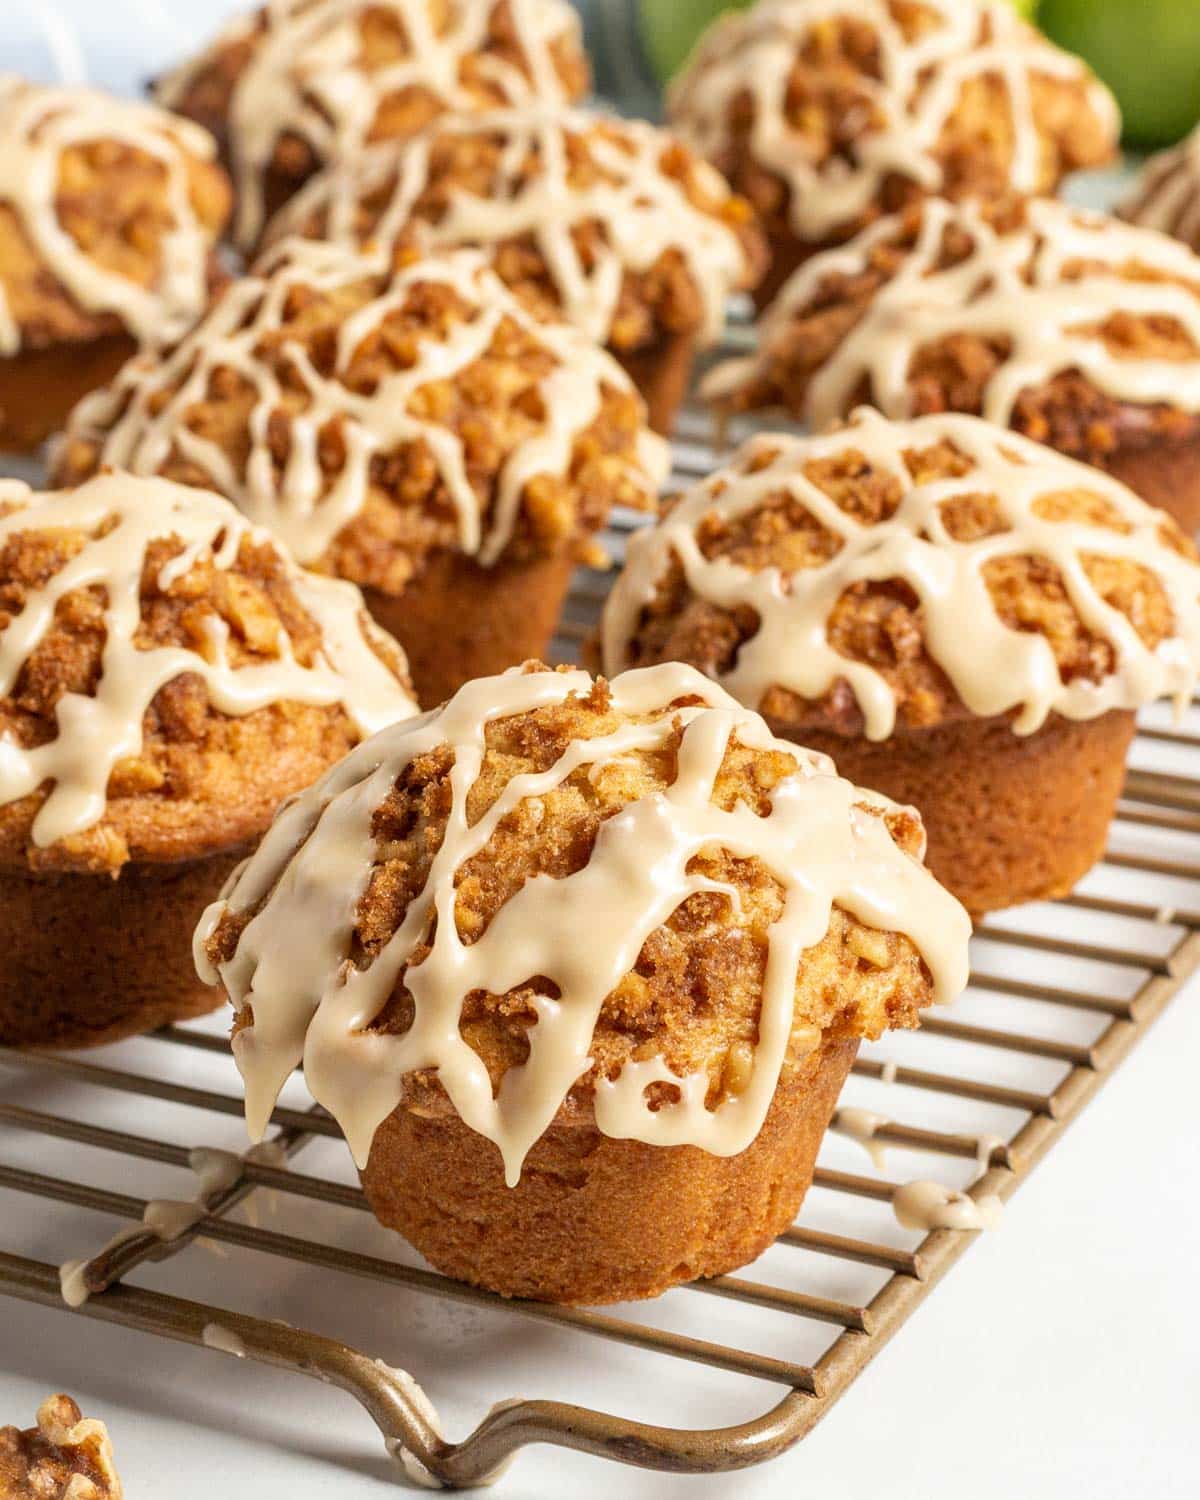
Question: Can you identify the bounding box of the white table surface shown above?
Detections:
[0,3,1197,1494]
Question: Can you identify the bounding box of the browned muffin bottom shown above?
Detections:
[709,196,1200,532]
[667,0,1119,304]
[0,81,231,450]
[157,0,591,247]
[205,663,961,1302]
[267,109,768,432]
[0,481,412,1046]
[605,418,1200,914]
[56,245,663,706]
[0,1395,123,1500]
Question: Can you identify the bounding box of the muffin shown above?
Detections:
[1120,122,1200,254]
[197,659,969,1304]
[0,470,415,1049]
[705,196,1200,534]
[0,1395,122,1499]
[156,0,590,250]
[264,106,769,433]
[0,78,231,452]
[668,0,1120,305]
[54,241,666,708]
[601,410,1200,917]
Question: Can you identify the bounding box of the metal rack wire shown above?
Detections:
[2,388,1199,1489]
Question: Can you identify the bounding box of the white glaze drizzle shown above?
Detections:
[892,1178,1003,1232]
[668,0,1118,241]
[0,471,415,848]
[601,410,1200,742]
[0,76,221,355]
[269,106,754,347]
[62,241,667,571]
[202,1322,247,1358]
[156,0,582,248]
[197,660,970,1183]
[831,1105,888,1168]
[1120,123,1200,254]
[706,197,1200,427]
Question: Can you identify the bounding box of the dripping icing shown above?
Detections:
[601,410,1200,741]
[0,471,415,846]
[62,242,667,570]
[198,660,970,1184]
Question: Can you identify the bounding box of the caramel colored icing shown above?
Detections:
[602,410,1200,741]
[1120,124,1200,253]
[157,0,584,247]
[0,472,415,848]
[268,106,759,347]
[668,0,1117,241]
[705,197,1200,426]
[196,660,969,1183]
[61,240,667,571]
[0,77,222,355]
[892,1178,1003,1232]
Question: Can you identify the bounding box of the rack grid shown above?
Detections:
[2,382,1199,1489]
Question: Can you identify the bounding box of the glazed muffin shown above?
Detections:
[197,659,969,1304]
[0,78,231,452]
[54,241,666,708]
[264,107,768,433]
[156,0,590,249]
[0,1395,122,1499]
[668,0,1119,305]
[0,471,415,1049]
[706,196,1200,533]
[1120,122,1200,254]
[601,411,1200,917]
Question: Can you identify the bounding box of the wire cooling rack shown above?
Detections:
[3,380,1200,1488]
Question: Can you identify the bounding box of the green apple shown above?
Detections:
[1038,0,1200,147]
[639,0,752,85]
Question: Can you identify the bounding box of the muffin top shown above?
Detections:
[0,1396,122,1500]
[668,0,1118,246]
[602,410,1200,741]
[0,77,231,355]
[705,196,1200,467]
[265,106,768,351]
[1120,123,1200,255]
[0,471,415,874]
[156,0,590,248]
[199,659,969,1178]
[55,241,666,595]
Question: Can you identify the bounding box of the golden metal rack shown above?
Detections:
[2,387,1198,1489]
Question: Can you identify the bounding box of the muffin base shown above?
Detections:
[786,710,1135,917]
[363,549,577,709]
[1102,434,1200,534]
[360,1036,858,1305]
[614,331,697,437]
[0,333,136,453]
[0,849,242,1048]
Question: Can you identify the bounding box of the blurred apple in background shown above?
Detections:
[1038,0,1200,146]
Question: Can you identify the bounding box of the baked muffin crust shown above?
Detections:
[266,107,768,353]
[0,77,230,355]
[0,471,415,875]
[199,659,969,1179]
[157,0,590,247]
[668,0,1118,253]
[1120,122,1200,255]
[55,242,665,596]
[602,410,1200,740]
[0,1395,122,1500]
[705,197,1200,473]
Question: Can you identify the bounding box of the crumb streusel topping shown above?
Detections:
[602,410,1200,740]
[0,77,229,354]
[0,1395,122,1500]
[56,241,666,593]
[267,106,767,349]
[668,0,1118,244]
[157,0,589,247]
[0,471,414,870]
